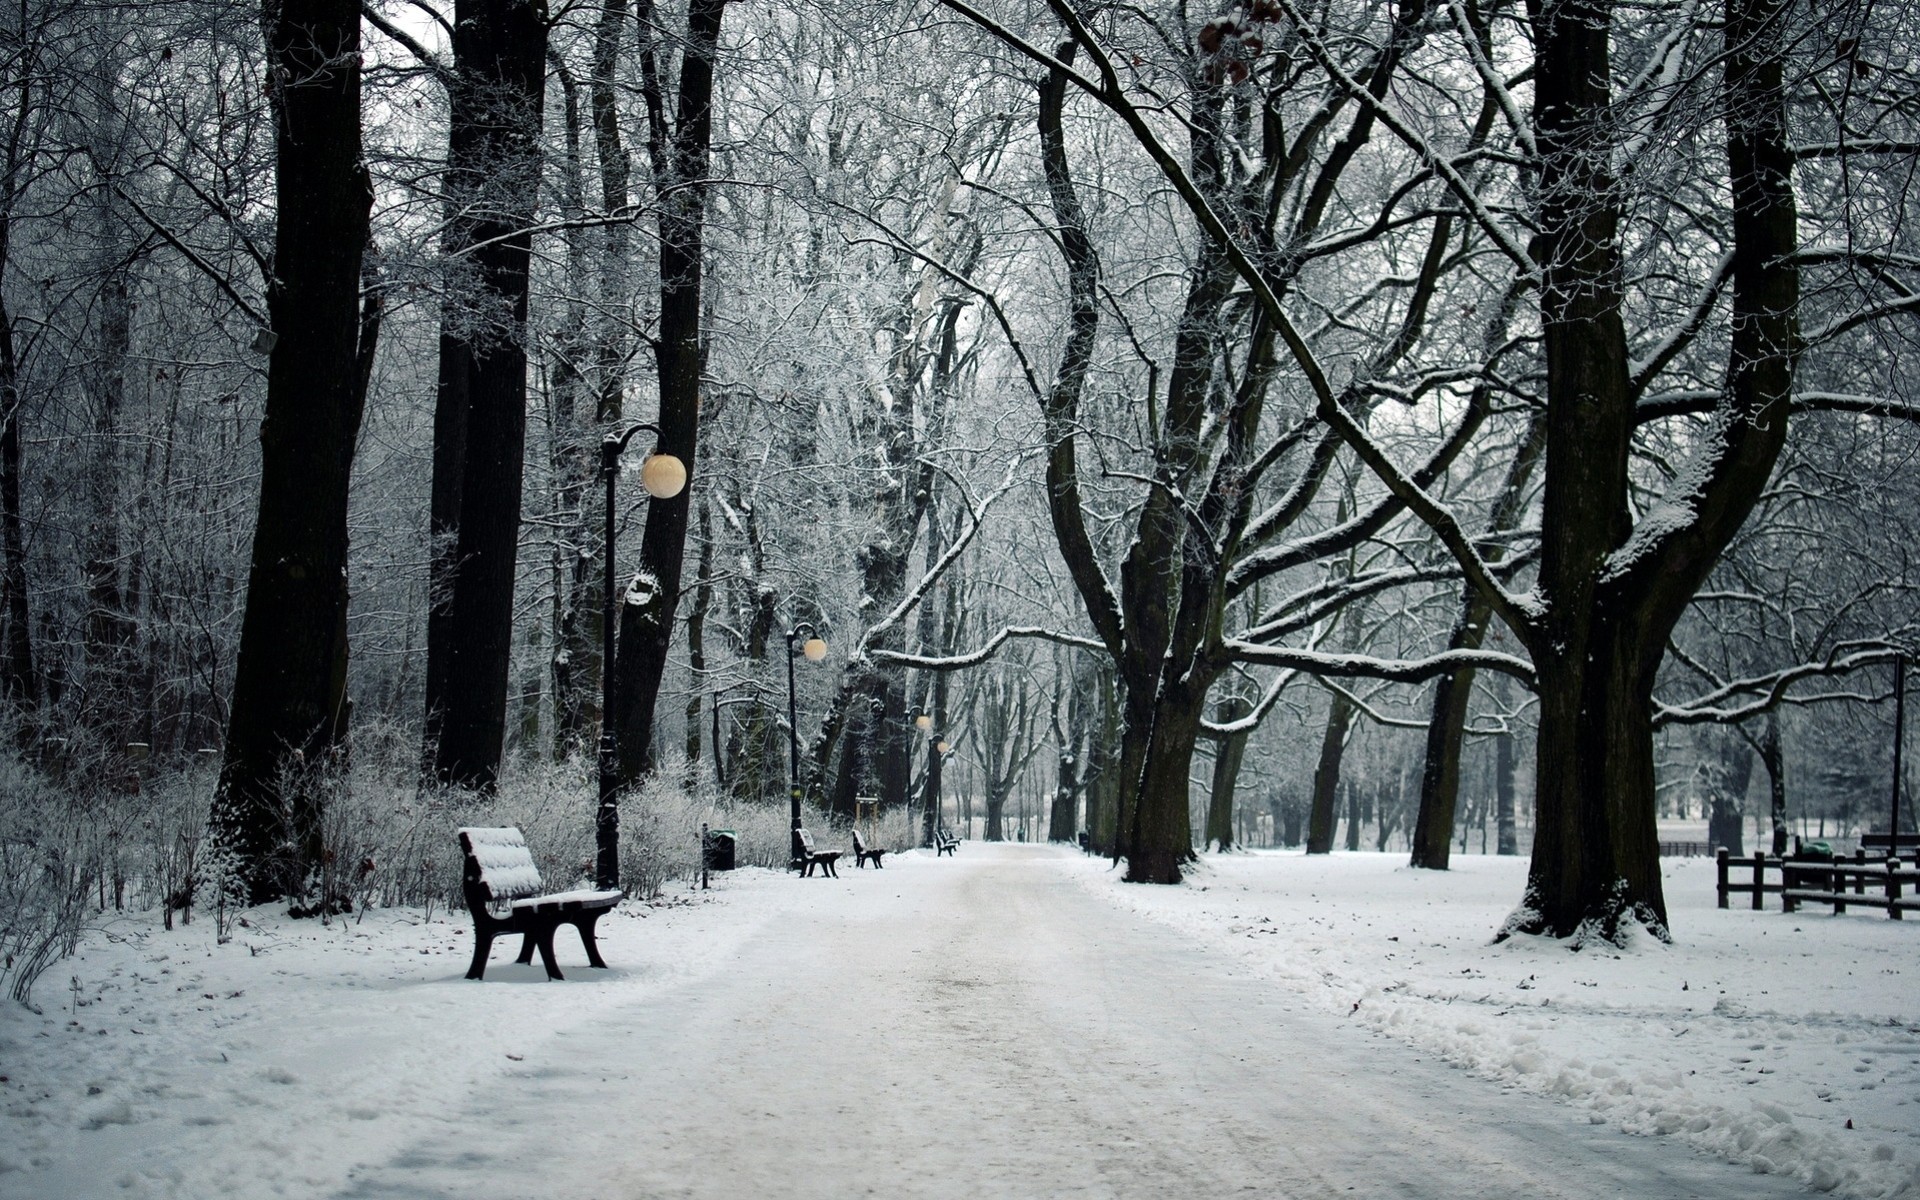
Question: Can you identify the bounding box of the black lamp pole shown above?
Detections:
[1894,652,1907,843]
[785,622,821,865]
[597,422,673,890]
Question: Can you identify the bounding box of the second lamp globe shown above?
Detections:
[640,452,688,499]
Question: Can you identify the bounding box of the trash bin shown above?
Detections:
[704,829,737,872]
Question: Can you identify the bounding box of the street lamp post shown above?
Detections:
[597,422,687,890]
[785,623,827,865]
[1894,652,1907,843]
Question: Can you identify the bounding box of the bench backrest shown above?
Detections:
[852,828,868,853]
[458,827,546,904]
[796,828,817,855]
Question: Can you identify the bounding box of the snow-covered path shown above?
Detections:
[339,844,1811,1200]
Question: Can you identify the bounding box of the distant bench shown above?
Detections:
[457,827,623,980]
[792,828,841,877]
[853,828,886,869]
[933,827,959,856]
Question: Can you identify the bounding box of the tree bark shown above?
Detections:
[1306,690,1354,854]
[424,0,548,788]
[1204,694,1251,851]
[1506,0,1798,941]
[212,0,370,900]
[1761,711,1788,855]
[0,284,35,717]
[1411,410,1544,869]
[611,0,729,783]
[1495,710,1518,855]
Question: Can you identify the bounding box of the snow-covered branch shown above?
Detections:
[1220,639,1536,688]
[871,625,1107,672]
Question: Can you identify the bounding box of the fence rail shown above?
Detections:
[1718,846,1920,920]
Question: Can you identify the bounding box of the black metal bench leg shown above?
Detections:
[535,922,564,980]
[575,914,609,969]
[515,931,539,965]
[466,929,494,981]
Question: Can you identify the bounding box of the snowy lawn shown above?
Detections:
[1065,850,1920,1199]
[0,869,799,1199]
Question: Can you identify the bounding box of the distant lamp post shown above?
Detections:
[597,422,687,890]
[785,622,827,865]
[1894,652,1908,844]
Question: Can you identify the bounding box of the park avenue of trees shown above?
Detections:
[1,0,1917,997]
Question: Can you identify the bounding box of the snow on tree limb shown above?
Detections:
[871,625,1106,672]
[1652,642,1906,727]
[1220,639,1536,688]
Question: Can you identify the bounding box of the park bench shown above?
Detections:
[792,828,841,877]
[852,828,886,869]
[933,827,959,856]
[457,827,623,980]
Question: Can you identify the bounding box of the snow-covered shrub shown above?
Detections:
[0,754,95,1006]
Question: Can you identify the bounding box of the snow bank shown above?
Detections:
[1065,850,1920,1199]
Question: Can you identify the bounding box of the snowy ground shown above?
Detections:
[1069,849,1919,1199]
[0,844,1909,1198]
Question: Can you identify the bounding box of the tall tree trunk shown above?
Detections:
[545,53,596,759]
[1204,694,1251,851]
[82,240,136,733]
[610,0,730,783]
[424,0,549,788]
[1306,691,1354,854]
[1126,671,1208,876]
[682,496,713,787]
[1508,0,1797,941]
[1411,406,1544,869]
[0,42,35,720]
[1495,708,1518,855]
[211,0,370,901]
[1761,711,1788,855]
[0,289,35,718]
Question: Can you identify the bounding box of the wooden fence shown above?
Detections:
[1718,846,1920,920]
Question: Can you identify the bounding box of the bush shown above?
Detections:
[0,754,97,1006]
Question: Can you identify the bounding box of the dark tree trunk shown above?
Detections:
[1507,0,1797,941]
[1761,711,1788,855]
[0,52,35,720]
[1306,691,1354,854]
[424,0,549,788]
[0,290,35,717]
[1123,670,1210,881]
[1709,735,1753,855]
[82,247,136,733]
[1411,403,1543,868]
[545,54,597,760]
[1083,667,1119,854]
[211,0,370,901]
[610,0,730,783]
[683,497,713,787]
[1204,694,1251,851]
[1495,711,1518,855]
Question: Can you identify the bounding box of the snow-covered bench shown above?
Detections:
[792,828,840,877]
[933,827,959,857]
[852,828,886,869]
[456,827,623,980]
